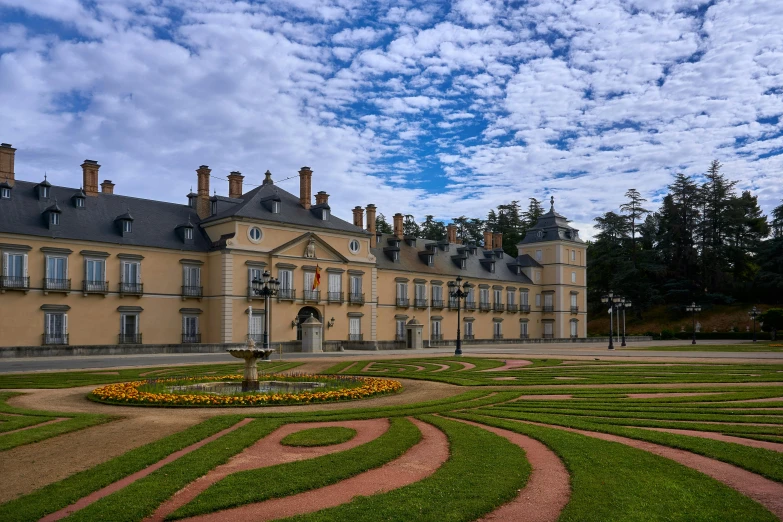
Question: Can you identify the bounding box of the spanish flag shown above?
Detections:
[313,265,321,290]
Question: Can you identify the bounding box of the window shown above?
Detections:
[328,272,341,300]
[46,256,67,286]
[75,197,84,208]
[571,271,576,283]
[350,275,362,298]
[44,312,67,344]
[248,267,263,289]
[120,313,139,342]
[272,201,280,214]
[184,227,193,240]
[349,317,361,340]
[535,249,542,261]
[431,319,442,338]
[122,220,132,233]
[42,186,49,198]
[396,282,408,300]
[3,251,27,287]
[122,261,140,285]
[304,271,315,296]
[520,321,529,338]
[211,200,217,215]
[432,285,443,304]
[415,283,426,305]
[279,269,293,290]
[464,321,474,337]
[571,250,576,262]
[85,258,105,291]
[480,288,489,305]
[521,291,529,305]
[183,315,199,342]
[535,294,541,307]
[494,289,502,304]
[348,239,360,254]
[321,209,329,221]
[570,319,578,337]
[182,265,201,296]
[571,294,578,308]
[535,271,541,282]
[493,321,502,338]
[0,187,10,198]
[248,311,265,342]
[544,293,553,308]
[51,213,60,225]
[396,319,406,340]
[507,290,515,306]
[466,287,475,304]
[248,227,262,242]
[544,322,553,337]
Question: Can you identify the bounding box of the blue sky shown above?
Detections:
[1,0,782,237]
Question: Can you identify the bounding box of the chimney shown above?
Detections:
[352,206,364,228]
[82,160,100,197]
[100,180,115,194]
[493,232,503,249]
[196,165,211,219]
[299,166,312,209]
[227,171,244,199]
[366,204,377,247]
[393,213,404,239]
[483,230,493,249]
[446,224,457,244]
[315,191,329,206]
[0,143,15,187]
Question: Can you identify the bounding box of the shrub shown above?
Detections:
[660,329,675,340]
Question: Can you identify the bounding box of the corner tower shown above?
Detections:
[518,197,586,339]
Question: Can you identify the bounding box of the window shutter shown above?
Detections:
[23,254,28,278]
[137,262,141,284]
[2,252,8,277]
[63,314,68,335]
[195,267,201,287]
[45,256,50,279]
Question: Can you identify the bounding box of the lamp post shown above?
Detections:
[748,306,761,343]
[621,300,631,347]
[251,270,280,350]
[448,276,470,357]
[685,302,701,345]
[601,292,624,350]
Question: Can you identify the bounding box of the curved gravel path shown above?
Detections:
[633,426,783,452]
[480,360,533,372]
[179,417,448,522]
[147,419,390,521]
[451,418,570,522]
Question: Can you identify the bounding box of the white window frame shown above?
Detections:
[493,289,502,304]
[507,290,515,306]
[396,319,406,338]
[493,322,502,336]
[520,321,529,338]
[432,285,442,302]
[544,322,554,336]
[46,255,68,281]
[304,271,315,293]
[570,319,578,337]
[247,226,262,243]
[120,313,139,335]
[279,269,293,290]
[521,291,529,305]
[571,294,578,307]
[396,282,408,300]
[349,317,361,335]
[544,293,553,308]
[41,186,49,198]
[535,249,542,261]
[122,220,132,233]
[479,288,489,305]
[0,187,10,199]
[184,227,193,240]
[121,260,141,284]
[45,312,67,342]
[571,250,576,262]
[248,310,266,341]
[571,271,576,283]
[50,213,60,225]
[85,258,105,287]
[248,267,263,288]
[183,315,199,337]
[328,272,342,294]
[431,319,441,336]
[350,275,362,296]
[348,239,360,254]
[182,265,201,293]
[464,321,474,336]
[415,283,426,300]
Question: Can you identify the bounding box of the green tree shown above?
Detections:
[522,198,544,228]
[375,213,393,234]
[420,215,446,241]
[619,188,650,269]
[759,308,783,341]
[403,214,421,237]
[771,200,783,239]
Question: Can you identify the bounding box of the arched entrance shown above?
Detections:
[296,306,321,341]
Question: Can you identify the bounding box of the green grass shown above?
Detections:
[280,426,357,447]
[627,344,783,352]
[282,415,530,522]
[170,417,421,519]
[450,413,777,522]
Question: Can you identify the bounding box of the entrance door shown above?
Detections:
[296,307,321,341]
[249,313,265,343]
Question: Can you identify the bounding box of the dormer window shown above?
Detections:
[185,227,193,240]
[123,220,132,233]
[211,200,217,215]
[272,201,280,213]
[75,197,84,208]
[321,209,329,220]
[427,255,433,266]
[42,186,49,198]
[115,210,134,237]
[392,251,399,262]
[37,177,52,200]
[460,259,466,269]
[51,213,60,225]
[0,187,9,199]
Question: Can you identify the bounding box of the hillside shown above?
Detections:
[586,302,778,336]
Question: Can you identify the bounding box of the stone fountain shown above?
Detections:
[227,306,275,391]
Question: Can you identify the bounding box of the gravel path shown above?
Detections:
[632,426,783,452]
[180,417,448,522]
[480,360,533,372]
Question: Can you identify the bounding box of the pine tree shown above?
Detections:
[619,189,650,269]
[420,215,447,241]
[771,200,783,239]
[403,214,421,237]
[375,213,393,234]
[523,198,544,228]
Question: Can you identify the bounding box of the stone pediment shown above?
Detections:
[269,232,348,263]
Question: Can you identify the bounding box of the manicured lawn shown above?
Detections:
[280,426,357,447]
[626,344,783,352]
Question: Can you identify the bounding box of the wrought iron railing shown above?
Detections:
[520,333,529,339]
[494,333,504,340]
[571,306,579,314]
[182,333,201,344]
[507,304,518,312]
[479,302,491,312]
[0,276,29,290]
[278,288,296,300]
[543,305,554,312]
[395,333,405,341]
[181,285,202,298]
[493,303,505,312]
[463,334,475,341]
[84,281,109,294]
[431,299,444,309]
[44,278,71,292]
[543,333,554,339]
[431,333,443,341]
[520,304,531,313]
[348,333,363,341]
[414,298,427,308]
[465,301,477,311]
[327,291,344,303]
[303,290,320,302]
[119,333,143,344]
[42,333,68,345]
[396,297,409,307]
[448,300,460,310]
[120,282,143,295]
[348,293,365,304]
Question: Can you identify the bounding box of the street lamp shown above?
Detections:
[448,276,470,356]
[748,306,762,343]
[601,291,623,350]
[251,270,280,350]
[621,300,632,347]
[685,302,701,345]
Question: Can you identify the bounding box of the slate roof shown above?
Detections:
[372,234,535,285]
[0,180,210,252]
[200,179,368,236]
[519,197,583,245]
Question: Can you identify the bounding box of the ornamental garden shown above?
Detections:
[1,348,782,521]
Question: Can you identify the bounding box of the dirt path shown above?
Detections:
[633,426,783,452]
[480,360,533,372]
[180,417,449,522]
[451,418,570,522]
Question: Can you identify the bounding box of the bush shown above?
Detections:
[660,329,675,340]
[673,332,772,341]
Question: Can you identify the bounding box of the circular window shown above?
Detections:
[248,226,263,243]
[348,239,360,254]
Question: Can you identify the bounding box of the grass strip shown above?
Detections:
[280,426,357,447]
[473,408,783,483]
[0,414,112,451]
[450,413,777,522]
[0,415,245,522]
[169,417,421,519]
[282,414,529,522]
[65,419,282,522]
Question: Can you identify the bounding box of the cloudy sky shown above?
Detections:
[1,0,781,236]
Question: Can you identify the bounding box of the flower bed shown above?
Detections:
[89,374,402,407]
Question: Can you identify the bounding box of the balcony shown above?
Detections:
[479,302,491,312]
[465,301,477,311]
[348,333,363,341]
[348,293,365,305]
[431,299,444,309]
[247,286,263,300]
[119,333,143,344]
[181,285,202,299]
[42,333,68,346]
[431,333,443,341]
[414,298,427,308]
[494,334,504,340]
[520,304,531,313]
[448,300,460,310]
[84,280,109,295]
[543,333,554,339]
[0,276,29,292]
[493,303,505,312]
[463,334,475,341]
[507,304,518,313]
[303,290,320,302]
[278,288,296,301]
[120,282,143,296]
[571,306,579,314]
[520,333,529,339]
[543,305,555,313]
[327,291,344,303]
[44,278,71,294]
[396,297,410,308]
[395,333,405,341]
[182,333,201,344]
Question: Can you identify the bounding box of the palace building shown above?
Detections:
[0,143,587,350]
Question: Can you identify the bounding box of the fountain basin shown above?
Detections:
[168,380,327,395]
